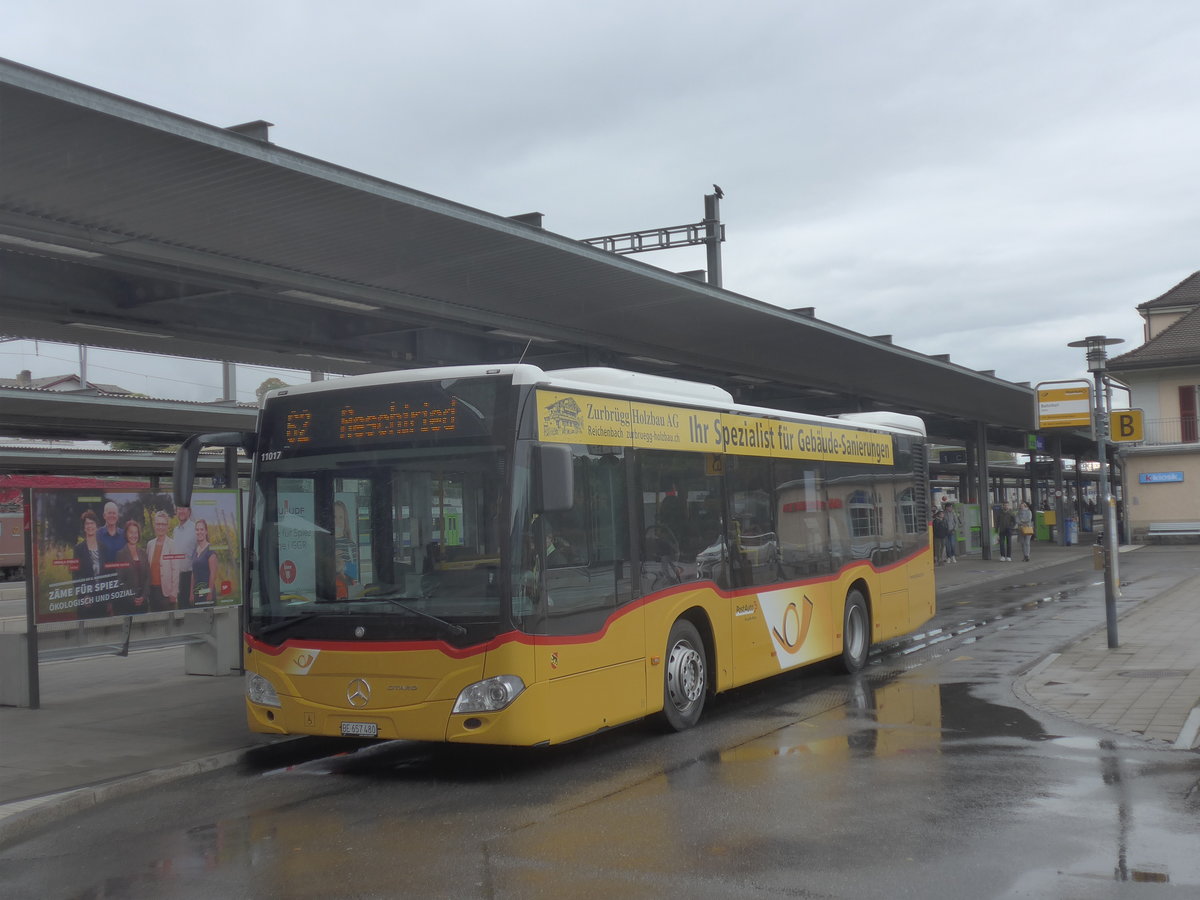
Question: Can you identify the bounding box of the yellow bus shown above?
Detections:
[177,365,934,745]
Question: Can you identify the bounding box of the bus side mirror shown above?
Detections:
[535,444,574,513]
[173,431,257,507]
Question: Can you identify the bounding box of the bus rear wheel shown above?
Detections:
[660,619,707,731]
[839,589,870,673]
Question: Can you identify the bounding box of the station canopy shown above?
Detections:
[0,57,1077,454]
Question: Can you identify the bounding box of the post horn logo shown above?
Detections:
[772,596,815,652]
[346,678,371,708]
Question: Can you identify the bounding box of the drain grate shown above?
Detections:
[1116,669,1190,679]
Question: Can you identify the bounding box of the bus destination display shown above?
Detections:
[260,382,494,457]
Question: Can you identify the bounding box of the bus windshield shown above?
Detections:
[249,447,506,643]
[246,375,513,644]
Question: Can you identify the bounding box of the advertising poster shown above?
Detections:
[31,488,242,624]
[276,486,317,600]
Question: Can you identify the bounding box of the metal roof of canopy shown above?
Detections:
[0,56,1057,452]
[0,388,257,442]
[0,444,251,478]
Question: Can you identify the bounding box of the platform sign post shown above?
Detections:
[1067,336,1125,649]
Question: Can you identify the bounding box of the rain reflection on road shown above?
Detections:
[733,677,1198,894]
[53,673,1200,899]
[487,675,1200,897]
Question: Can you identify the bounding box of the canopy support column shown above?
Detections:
[975,421,992,560]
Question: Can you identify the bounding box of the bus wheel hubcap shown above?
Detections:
[667,640,703,709]
[847,606,865,656]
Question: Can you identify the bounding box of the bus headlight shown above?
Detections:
[246,672,282,708]
[453,675,526,714]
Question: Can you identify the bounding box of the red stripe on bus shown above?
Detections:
[246,543,929,656]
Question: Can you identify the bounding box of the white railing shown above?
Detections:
[1142,417,1198,446]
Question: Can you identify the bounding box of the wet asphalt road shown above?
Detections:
[3,553,1199,899]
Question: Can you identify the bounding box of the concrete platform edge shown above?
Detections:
[0,746,257,848]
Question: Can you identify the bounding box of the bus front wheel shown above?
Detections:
[839,589,870,673]
[660,619,707,731]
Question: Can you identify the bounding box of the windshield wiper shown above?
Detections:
[353,594,468,638]
[254,612,322,640]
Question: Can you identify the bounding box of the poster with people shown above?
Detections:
[31,488,242,624]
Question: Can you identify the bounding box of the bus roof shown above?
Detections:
[264,365,925,437]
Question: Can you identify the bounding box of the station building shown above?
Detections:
[1109,271,1200,540]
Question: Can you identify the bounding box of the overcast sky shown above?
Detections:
[4,1,1199,403]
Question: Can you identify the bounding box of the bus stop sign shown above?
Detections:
[1035,381,1093,429]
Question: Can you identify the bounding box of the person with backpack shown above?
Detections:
[932,509,949,565]
[941,502,959,564]
[995,501,1016,561]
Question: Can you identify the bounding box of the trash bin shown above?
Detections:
[1064,517,1076,546]
[1036,510,1054,542]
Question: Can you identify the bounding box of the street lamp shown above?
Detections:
[1068,335,1124,648]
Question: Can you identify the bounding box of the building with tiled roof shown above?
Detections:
[1108,272,1200,539]
[0,370,134,395]
[1110,305,1200,372]
[1135,270,1200,316]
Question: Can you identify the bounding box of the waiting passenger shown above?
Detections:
[932,510,948,565]
[1016,501,1035,562]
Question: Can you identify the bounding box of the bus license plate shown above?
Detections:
[340,722,378,737]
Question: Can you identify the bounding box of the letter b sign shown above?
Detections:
[1112,409,1144,443]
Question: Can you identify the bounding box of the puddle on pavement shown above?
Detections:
[715,676,1054,766]
[1009,739,1200,890]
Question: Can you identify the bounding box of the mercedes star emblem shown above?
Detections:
[346,678,371,708]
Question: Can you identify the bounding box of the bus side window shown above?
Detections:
[638,449,721,590]
[826,461,884,566]
[893,438,924,558]
[534,446,633,623]
[725,455,779,588]
[775,461,832,578]
[539,452,588,568]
